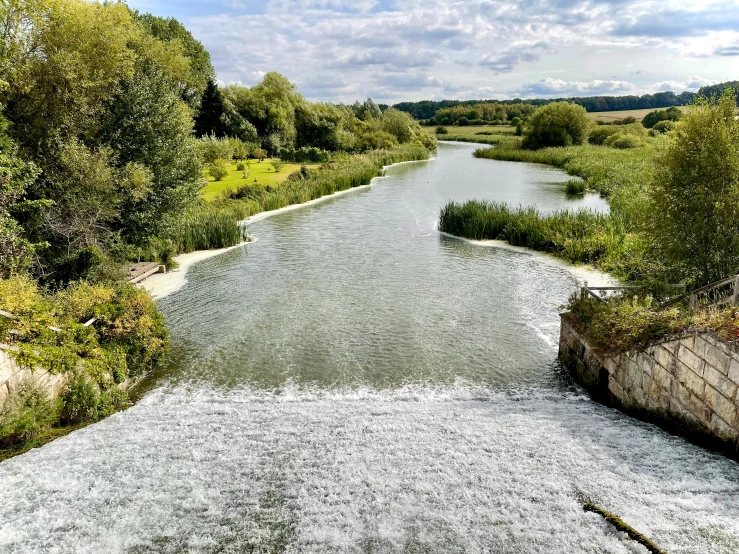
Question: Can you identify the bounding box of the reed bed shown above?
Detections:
[439,200,625,265]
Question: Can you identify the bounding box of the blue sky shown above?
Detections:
[126,0,739,103]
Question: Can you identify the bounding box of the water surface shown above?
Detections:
[0,143,736,554]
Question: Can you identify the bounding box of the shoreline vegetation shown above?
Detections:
[0,0,438,458]
[441,91,739,357]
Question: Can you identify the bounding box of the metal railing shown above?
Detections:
[0,310,96,333]
[582,275,739,313]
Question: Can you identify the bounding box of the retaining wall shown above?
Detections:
[0,346,66,407]
[559,315,739,457]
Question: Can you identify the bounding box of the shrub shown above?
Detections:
[604,133,642,149]
[0,380,61,445]
[197,135,233,164]
[515,122,523,136]
[208,159,229,181]
[236,162,246,171]
[642,106,682,129]
[61,372,128,424]
[510,117,522,127]
[435,126,448,135]
[522,102,591,149]
[229,138,250,161]
[279,146,330,163]
[588,126,621,145]
[651,120,676,134]
[255,148,267,161]
[272,160,284,173]
[458,117,470,126]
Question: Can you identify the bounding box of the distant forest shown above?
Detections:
[392,81,739,120]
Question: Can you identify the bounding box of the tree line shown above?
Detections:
[393,83,739,120]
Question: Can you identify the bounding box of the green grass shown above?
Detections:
[439,200,624,265]
[473,140,660,222]
[201,159,318,201]
[0,422,88,462]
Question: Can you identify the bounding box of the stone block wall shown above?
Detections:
[559,315,739,458]
[0,346,66,408]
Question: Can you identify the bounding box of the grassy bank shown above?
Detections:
[201,159,318,201]
[439,200,624,265]
[169,144,432,253]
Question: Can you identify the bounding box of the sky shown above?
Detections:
[125,0,739,104]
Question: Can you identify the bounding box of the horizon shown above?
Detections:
[125,0,739,104]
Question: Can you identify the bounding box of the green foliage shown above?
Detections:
[646,90,739,286]
[522,102,591,149]
[605,133,643,149]
[435,126,448,135]
[279,146,330,163]
[197,135,233,164]
[439,200,623,265]
[565,179,586,194]
[642,106,682,129]
[61,372,128,424]
[236,163,246,171]
[131,11,215,108]
[588,126,621,145]
[168,206,248,252]
[0,379,61,445]
[208,159,230,181]
[651,120,676,134]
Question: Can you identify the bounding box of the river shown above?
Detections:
[0,142,737,553]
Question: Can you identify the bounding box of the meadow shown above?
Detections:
[430,125,517,136]
[201,159,318,201]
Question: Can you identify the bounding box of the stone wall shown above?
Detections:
[559,315,739,458]
[0,345,66,408]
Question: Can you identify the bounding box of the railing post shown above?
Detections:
[689,293,696,314]
[732,275,739,308]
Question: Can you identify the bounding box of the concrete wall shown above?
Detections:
[559,315,739,458]
[0,345,66,408]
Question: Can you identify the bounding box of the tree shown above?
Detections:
[522,102,590,149]
[0,113,40,277]
[194,79,226,137]
[647,90,739,285]
[642,107,681,129]
[131,12,215,108]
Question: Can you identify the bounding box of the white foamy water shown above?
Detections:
[1,386,737,553]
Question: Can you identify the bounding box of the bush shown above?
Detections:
[588,126,621,145]
[0,380,61,445]
[510,117,521,127]
[255,148,267,161]
[522,102,591,149]
[642,106,682,129]
[604,133,643,149]
[236,162,246,171]
[651,120,676,134]
[272,160,284,173]
[279,146,330,163]
[435,126,448,135]
[197,135,233,164]
[61,372,128,424]
[208,159,229,181]
[458,117,470,126]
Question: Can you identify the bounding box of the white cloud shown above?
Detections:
[137,0,739,103]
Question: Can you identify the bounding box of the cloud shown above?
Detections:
[480,42,550,73]
[516,78,634,97]
[612,4,739,38]
[131,0,739,103]
[651,76,718,91]
[715,43,739,56]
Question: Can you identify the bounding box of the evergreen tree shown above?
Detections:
[194,79,226,137]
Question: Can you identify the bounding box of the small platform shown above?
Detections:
[128,262,166,284]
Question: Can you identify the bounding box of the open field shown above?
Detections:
[588,107,687,122]
[201,159,317,201]
[424,124,517,136]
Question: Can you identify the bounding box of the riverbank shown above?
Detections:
[143,157,435,300]
[440,232,618,288]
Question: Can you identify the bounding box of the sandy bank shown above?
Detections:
[142,158,433,300]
